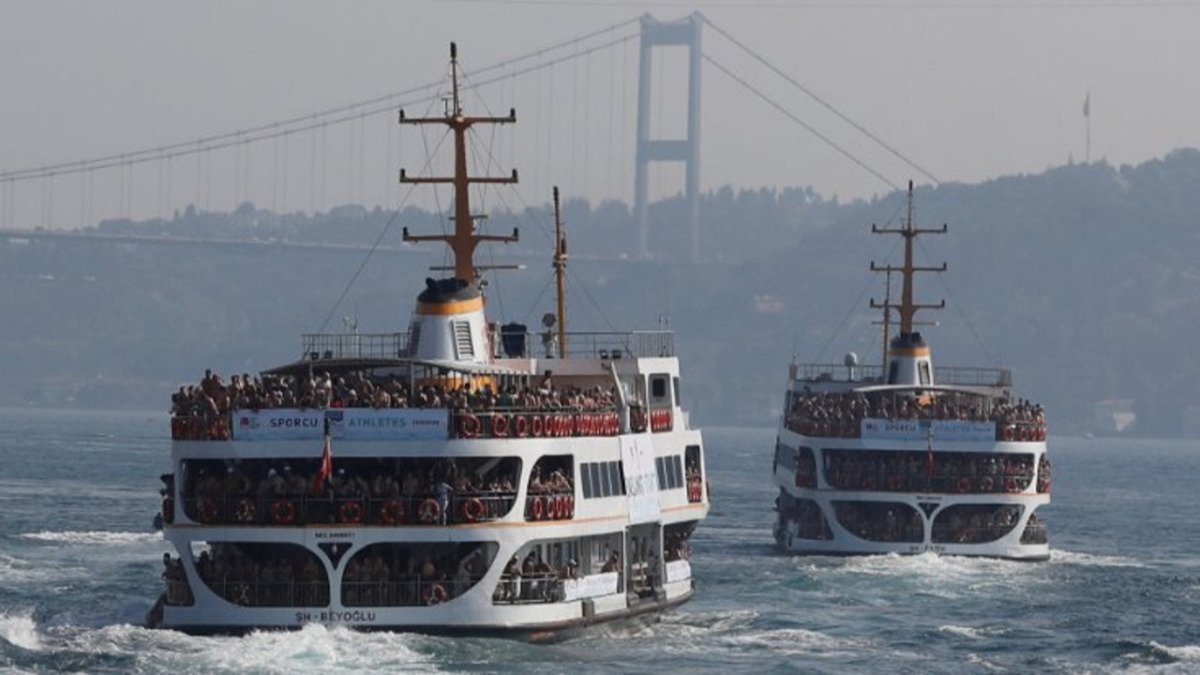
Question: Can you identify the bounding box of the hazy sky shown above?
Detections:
[2,0,1198,227]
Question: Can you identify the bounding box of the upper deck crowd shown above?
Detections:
[785,390,1046,440]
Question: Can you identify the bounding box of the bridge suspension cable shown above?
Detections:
[702,53,900,191]
[702,16,940,185]
[0,17,640,185]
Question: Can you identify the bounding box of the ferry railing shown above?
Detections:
[523,491,576,521]
[498,330,674,359]
[300,332,411,360]
[931,523,1020,545]
[1020,521,1048,545]
[341,576,482,607]
[180,493,519,527]
[791,363,1012,388]
[451,409,621,440]
[202,578,329,607]
[492,572,564,604]
[824,471,1035,494]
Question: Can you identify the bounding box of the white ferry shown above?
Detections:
[149,44,708,636]
[772,184,1050,561]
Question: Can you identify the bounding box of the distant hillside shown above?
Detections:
[4,149,1200,435]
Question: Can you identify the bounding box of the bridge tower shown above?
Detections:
[633,13,703,262]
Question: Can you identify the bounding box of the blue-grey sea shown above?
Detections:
[1,407,1198,673]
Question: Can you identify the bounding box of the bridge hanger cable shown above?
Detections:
[313,128,452,337]
[703,17,940,185]
[702,54,900,191]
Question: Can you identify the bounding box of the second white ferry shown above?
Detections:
[150,44,709,636]
[772,183,1050,561]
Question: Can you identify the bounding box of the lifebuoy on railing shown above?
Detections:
[462,497,486,523]
[418,498,440,524]
[458,414,480,439]
[1006,478,1020,493]
[531,496,546,520]
[531,415,545,438]
[234,498,256,524]
[423,583,448,606]
[492,414,509,437]
[381,498,405,525]
[197,498,219,524]
[957,477,972,493]
[515,415,530,438]
[339,500,364,524]
[564,494,575,518]
[271,499,296,525]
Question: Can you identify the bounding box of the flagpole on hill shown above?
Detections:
[1083,90,1092,164]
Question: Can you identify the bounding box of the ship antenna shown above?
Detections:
[397,42,520,286]
[870,180,947,338]
[553,186,568,358]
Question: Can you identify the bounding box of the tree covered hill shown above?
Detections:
[3,149,1200,435]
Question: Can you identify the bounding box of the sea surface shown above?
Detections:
[1,407,1198,674]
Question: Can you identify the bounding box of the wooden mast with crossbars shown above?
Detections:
[869,181,947,339]
[399,42,520,285]
[552,186,568,358]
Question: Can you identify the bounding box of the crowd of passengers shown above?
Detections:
[179,543,329,607]
[183,458,521,525]
[494,549,597,603]
[785,390,1046,434]
[172,369,620,419]
[931,505,1023,544]
[341,544,491,606]
[777,496,832,540]
[834,502,925,543]
[821,451,1037,493]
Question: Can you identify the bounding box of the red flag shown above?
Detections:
[312,420,332,496]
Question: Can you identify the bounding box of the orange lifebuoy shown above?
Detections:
[531,415,545,438]
[515,415,529,438]
[423,583,448,605]
[418,498,440,524]
[1038,477,1051,493]
[271,499,296,525]
[462,497,486,523]
[957,477,972,493]
[1006,478,1020,493]
[339,500,363,524]
[492,414,509,438]
[532,495,546,520]
[381,499,405,525]
[458,414,480,439]
[565,494,575,518]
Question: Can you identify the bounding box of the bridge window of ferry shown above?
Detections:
[581,460,626,499]
[525,455,575,521]
[192,542,329,608]
[341,542,498,607]
[656,455,683,491]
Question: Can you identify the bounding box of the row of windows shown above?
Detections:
[581,461,627,499]
[655,455,684,490]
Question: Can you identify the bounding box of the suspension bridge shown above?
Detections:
[0,13,936,262]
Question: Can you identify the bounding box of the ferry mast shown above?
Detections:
[399,42,519,285]
[870,181,947,341]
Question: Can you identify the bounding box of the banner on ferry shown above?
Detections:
[620,434,661,525]
[563,572,620,602]
[860,418,995,443]
[232,409,449,441]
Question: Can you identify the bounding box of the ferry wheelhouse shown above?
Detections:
[150,45,708,636]
[772,184,1050,561]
